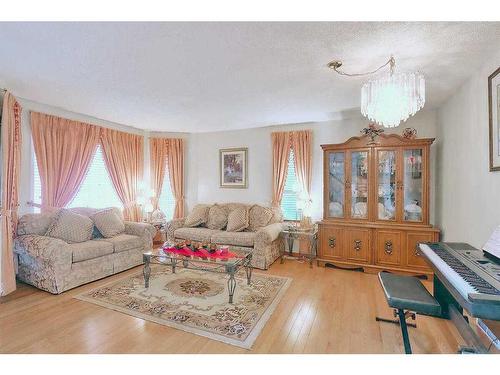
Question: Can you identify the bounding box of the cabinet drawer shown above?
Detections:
[375,230,402,267]
[344,228,371,263]
[406,232,435,270]
[319,226,344,260]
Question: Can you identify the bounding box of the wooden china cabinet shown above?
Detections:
[318,133,439,278]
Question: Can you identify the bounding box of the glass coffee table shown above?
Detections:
[143,247,253,304]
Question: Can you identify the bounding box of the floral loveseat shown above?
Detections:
[166,203,284,270]
[14,207,155,294]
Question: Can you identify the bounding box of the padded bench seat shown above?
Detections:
[378,272,441,316]
[377,272,441,354]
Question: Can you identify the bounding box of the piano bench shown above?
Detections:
[377,272,442,354]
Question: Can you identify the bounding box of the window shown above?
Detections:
[33,145,123,211]
[281,149,299,220]
[158,157,176,221]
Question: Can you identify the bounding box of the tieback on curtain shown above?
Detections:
[26,201,60,211]
[0,209,13,218]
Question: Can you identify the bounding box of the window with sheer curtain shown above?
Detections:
[158,156,176,221]
[33,144,123,212]
[281,149,299,220]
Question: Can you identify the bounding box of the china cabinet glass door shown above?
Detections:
[376,150,397,221]
[327,152,345,218]
[349,150,369,219]
[403,148,424,222]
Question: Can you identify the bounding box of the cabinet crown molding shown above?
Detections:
[321,133,435,151]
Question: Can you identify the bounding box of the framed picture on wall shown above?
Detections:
[488,66,500,171]
[219,147,248,188]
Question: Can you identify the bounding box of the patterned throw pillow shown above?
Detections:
[17,212,56,236]
[226,206,249,232]
[91,208,125,238]
[45,209,94,243]
[184,204,211,227]
[247,205,273,232]
[206,204,228,230]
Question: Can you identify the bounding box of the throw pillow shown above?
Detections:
[45,208,94,243]
[92,226,104,239]
[91,208,125,238]
[226,206,249,232]
[184,204,211,227]
[17,212,56,236]
[247,205,273,232]
[206,204,228,230]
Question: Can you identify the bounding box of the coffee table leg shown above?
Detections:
[245,256,253,285]
[143,254,151,288]
[227,271,236,304]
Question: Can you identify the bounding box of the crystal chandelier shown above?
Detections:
[328,56,425,128]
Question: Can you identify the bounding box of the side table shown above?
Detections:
[280,225,318,268]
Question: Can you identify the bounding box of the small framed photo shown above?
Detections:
[219,147,248,188]
[489,66,500,171]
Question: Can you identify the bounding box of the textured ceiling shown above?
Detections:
[0,22,499,132]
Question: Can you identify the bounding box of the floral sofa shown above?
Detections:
[14,207,155,294]
[166,203,285,270]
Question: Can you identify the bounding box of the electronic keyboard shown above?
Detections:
[419,242,500,321]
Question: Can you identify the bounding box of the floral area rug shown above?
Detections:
[75,265,291,349]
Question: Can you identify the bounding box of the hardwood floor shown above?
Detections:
[0,260,464,354]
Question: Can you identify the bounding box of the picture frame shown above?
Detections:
[219,147,248,188]
[488,66,500,171]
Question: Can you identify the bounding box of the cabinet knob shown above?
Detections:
[384,240,393,255]
[415,244,421,257]
[328,237,336,248]
[354,240,362,251]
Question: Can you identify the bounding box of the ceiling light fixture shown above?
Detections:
[328,56,425,128]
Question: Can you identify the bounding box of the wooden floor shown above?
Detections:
[0,260,464,354]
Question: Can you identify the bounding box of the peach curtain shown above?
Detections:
[149,138,168,210]
[271,131,291,207]
[0,92,22,296]
[291,130,313,200]
[31,112,101,211]
[167,138,185,219]
[100,128,144,221]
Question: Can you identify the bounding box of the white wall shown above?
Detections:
[436,50,500,248]
[190,109,438,222]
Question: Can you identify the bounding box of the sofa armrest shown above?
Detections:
[14,234,72,270]
[124,221,156,249]
[165,218,185,241]
[255,222,284,247]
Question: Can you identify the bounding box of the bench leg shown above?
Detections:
[397,309,412,354]
[376,309,417,328]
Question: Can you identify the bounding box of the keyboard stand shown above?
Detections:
[448,304,487,354]
[434,271,489,353]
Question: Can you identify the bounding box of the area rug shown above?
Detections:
[75,266,291,349]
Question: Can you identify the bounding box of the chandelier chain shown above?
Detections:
[329,55,395,77]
